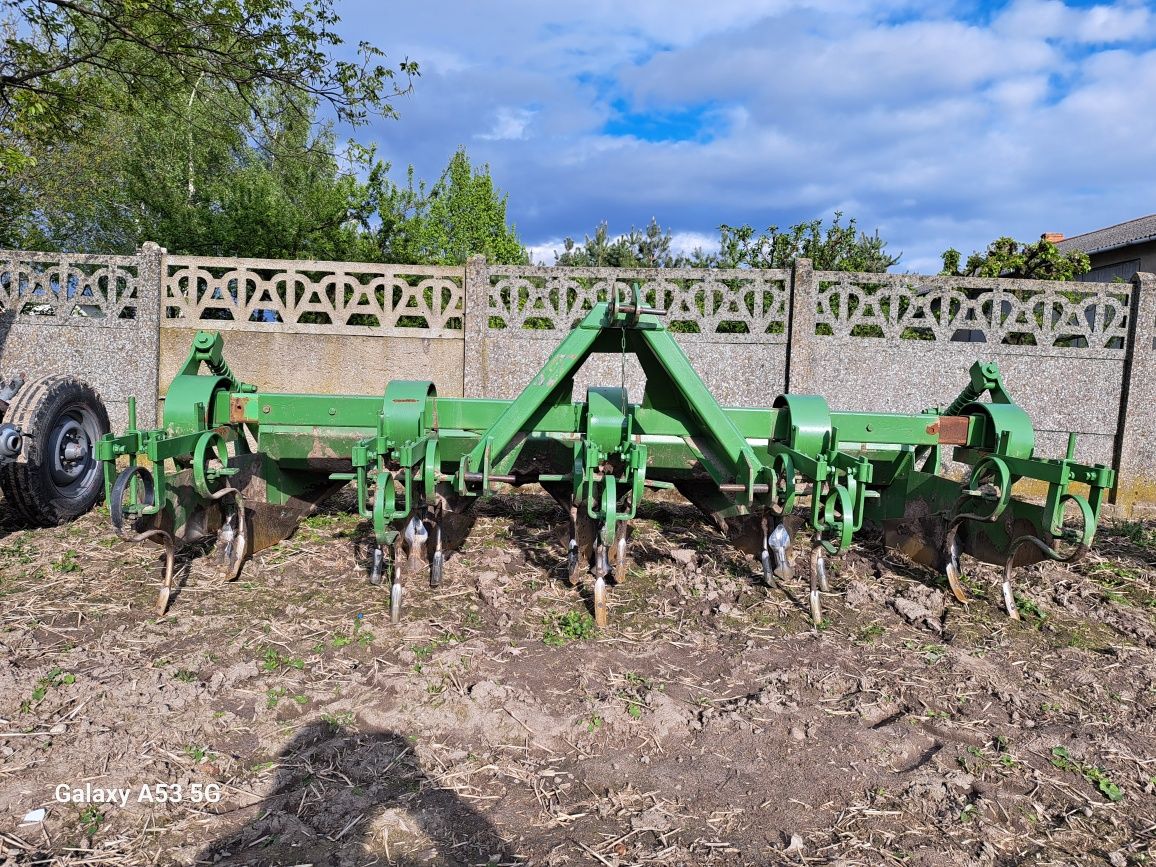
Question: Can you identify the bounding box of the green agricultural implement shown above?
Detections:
[96,292,1116,625]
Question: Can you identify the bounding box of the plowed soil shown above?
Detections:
[1,490,1154,866]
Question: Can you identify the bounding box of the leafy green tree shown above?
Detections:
[133,94,382,259]
[0,0,417,173]
[379,148,527,265]
[0,170,30,248]
[940,236,1090,281]
[8,83,382,259]
[713,212,898,271]
[554,213,896,271]
[555,218,688,267]
[7,92,527,266]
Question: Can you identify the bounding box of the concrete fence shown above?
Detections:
[2,246,1153,513]
[0,245,161,433]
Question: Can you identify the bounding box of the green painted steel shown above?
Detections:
[97,295,1118,624]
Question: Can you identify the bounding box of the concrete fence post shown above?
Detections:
[463,255,488,398]
[135,242,166,428]
[1113,271,1156,515]
[785,257,817,394]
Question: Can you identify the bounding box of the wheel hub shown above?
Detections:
[48,412,96,490]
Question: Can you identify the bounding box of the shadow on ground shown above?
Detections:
[195,723,517,866]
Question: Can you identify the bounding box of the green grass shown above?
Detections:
[183,743,213,763]
[1088,563,1142,607]
[20,667,75,713]
[855,623,885,643]
[79,806,103,838]
[542,611,597,647]
[322,710,355,728]
[354,615,375,648]
[0,538,35,566]
[300,513,355,530]
[1014,594,1047,622]
[1050,746,1124,802]
[324,614,376,651]
[1113,521,1156,548]
[53,550,81,573]
[904,640,947,664]
[259,648,305,672]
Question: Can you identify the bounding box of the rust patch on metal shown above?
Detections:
[247,502,314,552]
[230,396,257,424]
[927,416,969,445]
[883,498,946,571]
[246,480,347,553]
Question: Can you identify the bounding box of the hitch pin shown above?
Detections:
[614,304,666,316]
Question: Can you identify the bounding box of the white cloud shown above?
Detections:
[669,231,719,259]
[476,107,536,141]
[994,0,1154,44]
[526,238,566,265]
[341,0,1156,273]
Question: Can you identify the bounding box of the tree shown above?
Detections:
[6,90,529,265]
[555,218,690,268]
[131,93,382,260]
[379,148,527,266]
[0,0,417,173]
[7,83,383,259]
[553,213,897,271]
[713,212,899,272]
[940,236,1090,281]
[0,170,30,247]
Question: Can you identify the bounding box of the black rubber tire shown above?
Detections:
[0,374,110,526]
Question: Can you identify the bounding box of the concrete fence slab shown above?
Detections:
[1,245,1151,512]
[0,244,161,432]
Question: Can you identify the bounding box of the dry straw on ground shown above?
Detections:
[0,490,1154,865]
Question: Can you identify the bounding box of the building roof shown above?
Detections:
[1057,214,1156,255]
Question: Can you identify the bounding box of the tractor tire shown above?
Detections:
[0,375,110,526]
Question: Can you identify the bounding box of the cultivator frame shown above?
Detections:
[97,292,1115,623]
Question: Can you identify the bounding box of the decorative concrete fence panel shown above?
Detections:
[465,261,791,407]
[159,254,466,400]
[800,271,1132,472]
[0,245,161,431]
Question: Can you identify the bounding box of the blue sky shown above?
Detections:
[337,0,1156,272]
